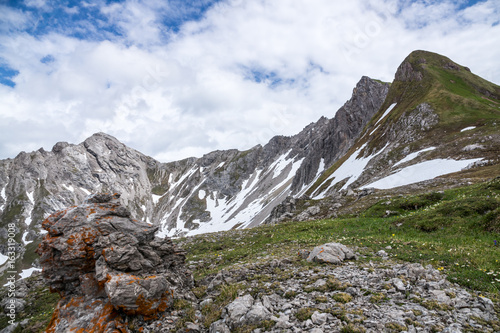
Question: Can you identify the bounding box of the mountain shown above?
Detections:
[304,50,500,198]
[1,50,499,279]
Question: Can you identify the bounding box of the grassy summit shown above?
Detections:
[382,50,500,129]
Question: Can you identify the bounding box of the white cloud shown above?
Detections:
[0,0,499,161]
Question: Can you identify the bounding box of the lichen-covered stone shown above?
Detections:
[36,192,193,333]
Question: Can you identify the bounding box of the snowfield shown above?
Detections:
[364,158,482,189]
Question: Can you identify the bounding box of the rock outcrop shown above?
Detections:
[36,193,193,333]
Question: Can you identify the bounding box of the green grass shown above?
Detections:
[0,276,60,332]
[179,177,500,294]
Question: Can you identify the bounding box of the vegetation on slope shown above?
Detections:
[180,177,500,294]
[1,177,499,331]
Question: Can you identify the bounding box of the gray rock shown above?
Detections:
[430,290,452,305]
[209,320,231,333]
[1,298,26,313]
[223,294,254,327]
[306,206,321,216]
[181,322,201,333]
[310,328,324,333]
[272,314,293,329]
[391,278,406,292]
[442,323,463,333]
[298,249,311,259]
[307,243,356,264]
[377,250,388,257]
[311,311,328,325]
[0,323,18,333]
[244,301,272,325]
[200,298,214,308]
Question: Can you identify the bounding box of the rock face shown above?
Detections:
[36,193,193,332]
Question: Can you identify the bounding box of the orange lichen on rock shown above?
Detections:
[37,192,193,333]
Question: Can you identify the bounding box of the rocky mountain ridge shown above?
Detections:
[1,50,499,281]
[0,75,389,278]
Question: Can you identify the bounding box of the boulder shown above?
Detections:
[306,243,356,264]
[36,193,193,333]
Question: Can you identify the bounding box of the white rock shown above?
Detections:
[311,311,328,325]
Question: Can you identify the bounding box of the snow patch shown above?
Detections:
[63,184,75,192]
[80,187,91,195]
[175,156,305,237]
[152,194,162,205]
[393,147,436,167]
[24,191,35,226]
[0,186,6,211]
[314,143,387,199]
[461,126,476,132]
[297,158,325,197]
[20,268,42,279]
[141,205,146,213]
[169,166,197,192]
[368,125,380,137]
[216,162,225,169]
[365,158,483,189]
[27,191,34,204]
[0,253,8,266]
[198,190,206,200]
[374,103,397,126]
[22,231,33,245]
[269,150,293,178]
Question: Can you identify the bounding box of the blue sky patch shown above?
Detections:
[0,64,19,87]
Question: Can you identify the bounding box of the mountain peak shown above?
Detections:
[84,132,121,143]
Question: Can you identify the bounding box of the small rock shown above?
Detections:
[298,249,311,259]
[311,311,328,325]
[182,322,201,333]
[306,206,321,216]
[200,298,214,308]
[430,290,452,305]
[442,323,463,333]
[377,250,388,258]
[313,279,327,288]
[244,301,271,325]
[224,294,254,325]
[391,278,406,292]
[304,319,314,328]
[209,320,231,333]
[310,328,324,333]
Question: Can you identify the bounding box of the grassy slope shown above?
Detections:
[306,50,500,197]
[180,176,500,294]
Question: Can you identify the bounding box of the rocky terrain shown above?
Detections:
[3,233,499,333]
[1,176,499,332]
[185,254,499,333]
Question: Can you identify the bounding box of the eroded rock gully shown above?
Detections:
[36,193,194,333]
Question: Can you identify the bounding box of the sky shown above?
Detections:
[0,0,499,162]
